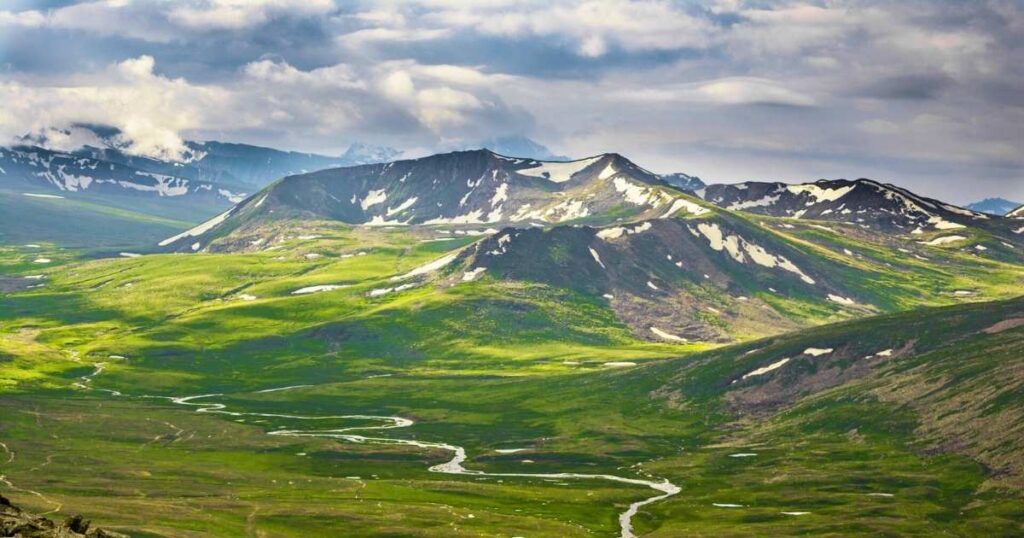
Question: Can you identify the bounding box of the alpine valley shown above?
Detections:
[2,146,1023,538]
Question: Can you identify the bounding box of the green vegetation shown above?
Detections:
[1,217,1022,536]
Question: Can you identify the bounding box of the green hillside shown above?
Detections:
[0,216,1022,535]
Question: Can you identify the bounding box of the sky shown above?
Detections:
[1,0,1022,203]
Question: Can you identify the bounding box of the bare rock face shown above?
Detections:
[0,494,128,538]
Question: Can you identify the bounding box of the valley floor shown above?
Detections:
[1,229,1022,536]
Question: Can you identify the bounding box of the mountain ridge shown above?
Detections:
[966,197,1022,216]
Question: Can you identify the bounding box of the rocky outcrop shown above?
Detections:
[0,494,127,538]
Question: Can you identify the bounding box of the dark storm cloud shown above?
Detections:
[859,73,955,101]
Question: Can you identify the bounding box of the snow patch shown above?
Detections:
[517,156,601,183]
[392,253,459,281]
[827,294,856,306]
[386,197,418,216]
[728,194,779,211]
[787,183,854,203]
[159,208,233,246]
[920,235,966,246]
[741,357,790,380]
[292,284,348,295]
[650,327,686,342]
[660,197,708,218]
[462,267,487,282]
[360,189,387,210]
[494,448,529,454]
[597,221,652,240]
[490,183,508,207]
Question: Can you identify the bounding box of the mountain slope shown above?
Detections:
[158,149,709,252]
[659,172,705,191]
[151,149,1024,343]
[637,295,1024,486]
[75,140,377,191]
[699,179,993,232]
[0,190,197,248]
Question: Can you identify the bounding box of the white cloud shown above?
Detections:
[695,77,816,107]
[409,0,716,57]
[0,55,527,159]
[0,9,46,27]
[608,77,815,107]
[0,55,229,159]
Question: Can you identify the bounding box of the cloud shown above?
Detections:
[695,77,816,107]
[0,9,46,27]
[392,0,716,57]
[0,0,338,41]
[0,54,531,159]
[610,77,815,107]
[0,55,229,159]
[167,0,335,30]
[0,1,1021,201]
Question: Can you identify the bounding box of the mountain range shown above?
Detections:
[153,148,1023,345]
[2,143,1024,537]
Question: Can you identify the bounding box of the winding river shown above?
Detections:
[79,366,680,537]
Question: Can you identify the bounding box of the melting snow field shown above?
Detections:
[392,252,459,281]
[650,327,686,342]
[802,347,833,357]
[462,267,487,282]
[741,357,790,380]
[827,294,856,306]
[292,284,348,295]
[159,208,233,247]
[865,349,893,359]
[517,156,601,183]
[920,235,966,246]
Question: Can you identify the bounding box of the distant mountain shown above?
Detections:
[158,149,708,251]
[22,124,402,191]
[74,139,355,190]
[472,136,569,161]
[659,172,705,191]
[1,125,408,247]
[965,197,1022,216]
[340,143,404,166]
[697,179,992,233]
[0,145,240,205]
